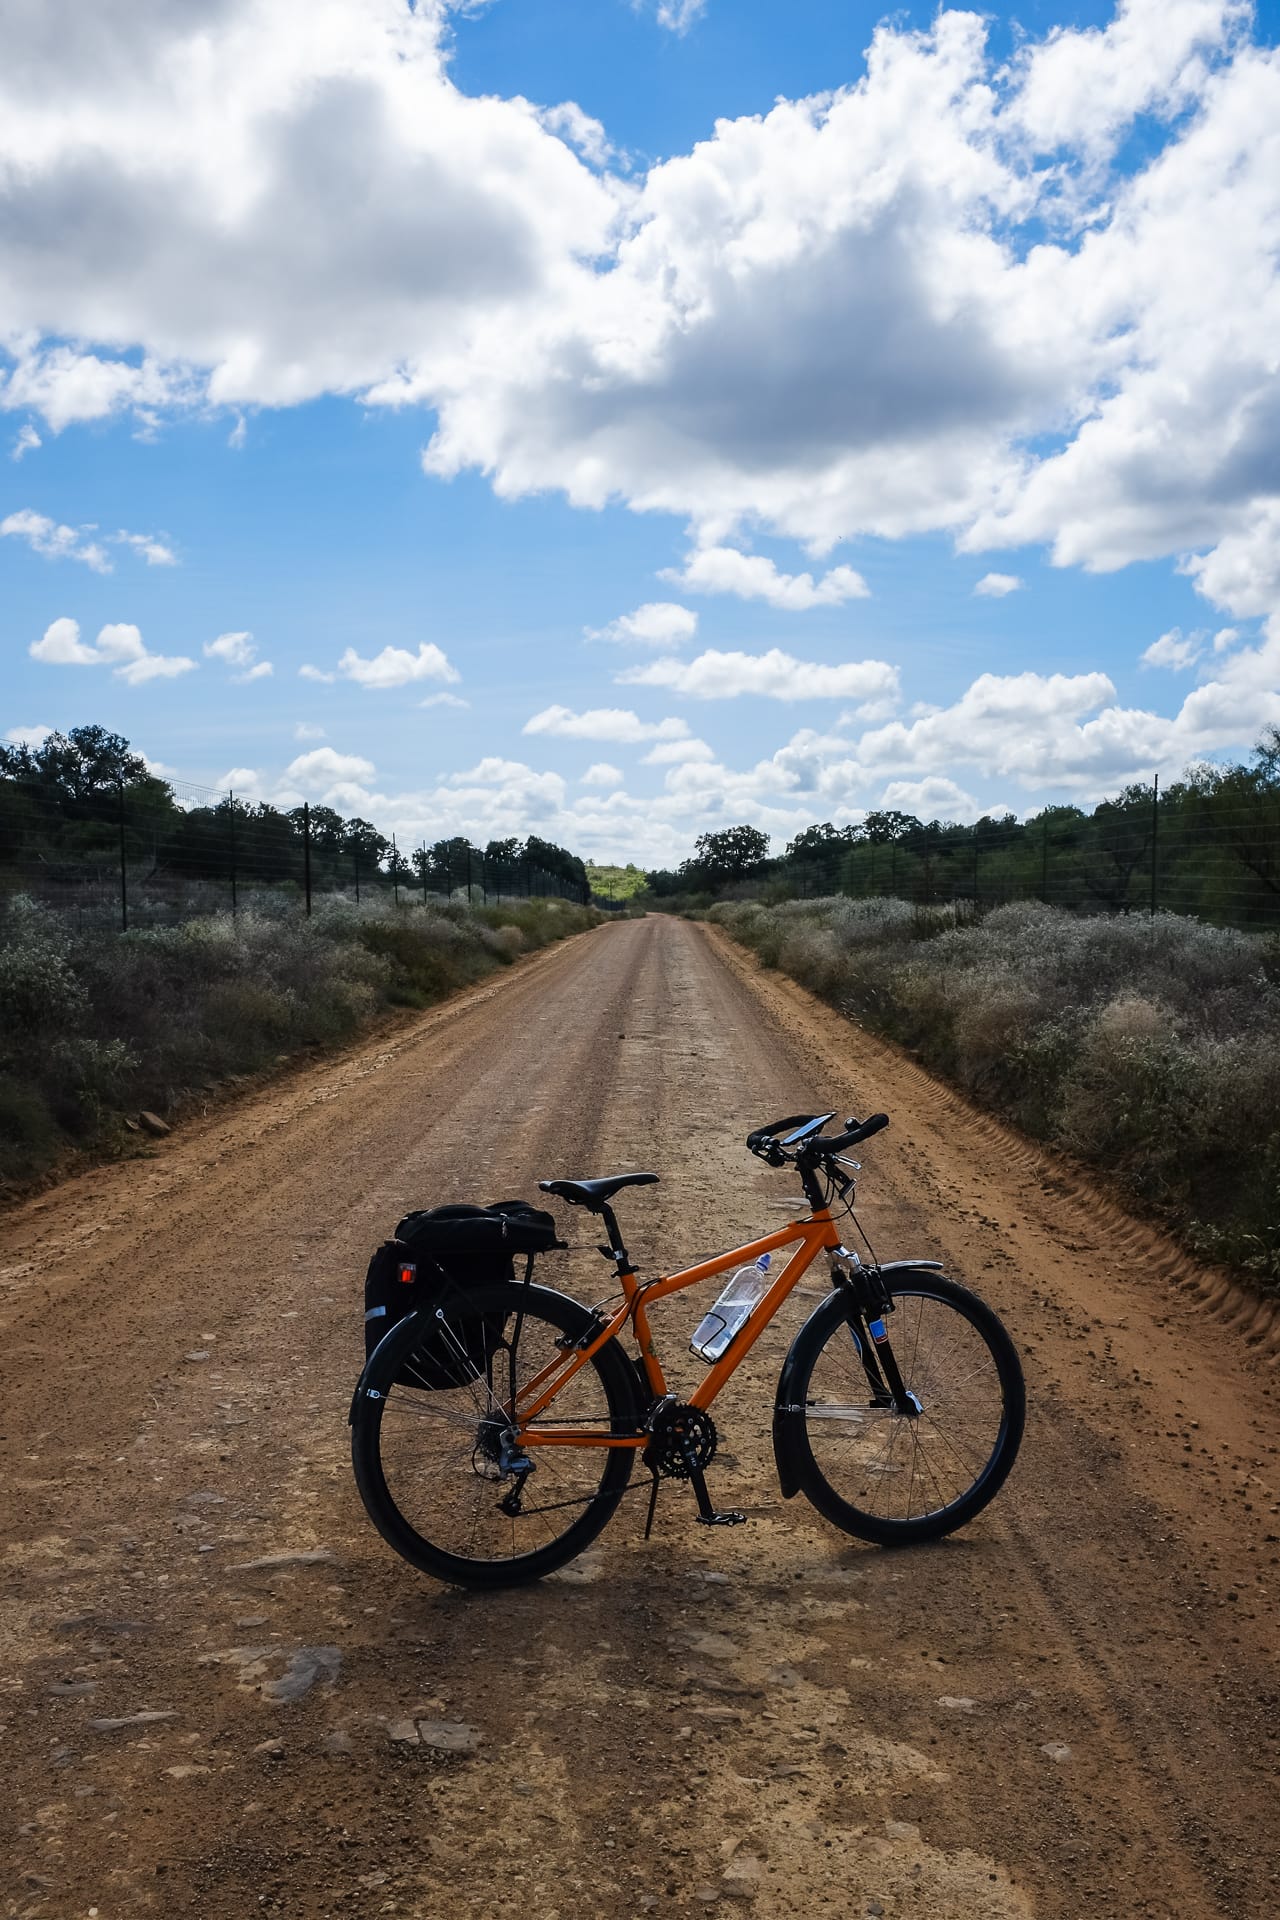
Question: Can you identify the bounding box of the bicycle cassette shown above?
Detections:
[643,1402,718,1480]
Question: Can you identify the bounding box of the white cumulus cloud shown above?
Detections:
[114,529,177,566]
[285,747,377,791]
[853,639,1280,793]
[204,631,256,668]
[29,616,195,685]
[2,508,180,570]
[878,775,981,820]
[661,547,869,610]
[586,602,698,647]
[619,648,899,704]
[652,0,707,34]
[333,643,460,690]
[524,705,691,743]
[205,630,273,683]
[0,0,621,428]
[1,0,1277,690]
[973,572,1024,598]
[1142,628,1202,670]
[2,508,111,571]
[642,737,716,765]
[581,762,624,786]
[11,425,41,460]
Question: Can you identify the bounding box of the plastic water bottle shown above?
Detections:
[690,1254,772,1363]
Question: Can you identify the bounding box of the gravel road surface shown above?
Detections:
[2,914,1277,1919]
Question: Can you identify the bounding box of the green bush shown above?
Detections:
[0,893,601,1193]
[714,894,1280,1293]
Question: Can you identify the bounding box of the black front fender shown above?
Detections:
[771,1292,852,1499]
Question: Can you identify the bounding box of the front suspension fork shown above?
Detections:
[834,1275,919,1419]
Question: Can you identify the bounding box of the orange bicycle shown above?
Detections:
[351,1110,1025,1588]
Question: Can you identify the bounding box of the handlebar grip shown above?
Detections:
[826,1112,889,1152]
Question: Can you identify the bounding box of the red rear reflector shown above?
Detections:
[397,1262,416,1286]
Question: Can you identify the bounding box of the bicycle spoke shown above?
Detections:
[358,1284,631,1572]
[803,1284,1014,1530]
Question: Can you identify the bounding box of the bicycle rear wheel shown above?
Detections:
[351,1279,639,1588]
[787,1272,1024,1545]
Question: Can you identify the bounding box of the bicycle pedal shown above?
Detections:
[697,1509,747,1528]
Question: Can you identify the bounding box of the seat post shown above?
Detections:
[599,1202,633,1276]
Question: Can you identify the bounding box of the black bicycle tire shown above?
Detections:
[351,1279,639,1589]
[789,1273,1025,1545]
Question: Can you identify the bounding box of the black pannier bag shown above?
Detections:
[362,1199,563,1389]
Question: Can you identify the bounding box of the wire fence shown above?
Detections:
[0,771,590,931]
[771,785,1280,933]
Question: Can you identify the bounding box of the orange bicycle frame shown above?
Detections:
[510,1208,843,1449]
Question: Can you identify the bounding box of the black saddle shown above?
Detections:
[539,1173,659,1213]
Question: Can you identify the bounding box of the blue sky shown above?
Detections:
[3,0,1279,868]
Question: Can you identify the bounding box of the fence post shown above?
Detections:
[421,843,428,907]
[1041,815,1048,903]
[117,777,128,933]
[466,846,473,905]
[1150,773,1159,918]
[353,842,360,904]
[229,790,238,919]
[392,834,399,907]
[303,801,312,917]
[972,831,980,906]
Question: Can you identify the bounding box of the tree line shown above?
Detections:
[0,725,589,905]
[645,729,1280,929]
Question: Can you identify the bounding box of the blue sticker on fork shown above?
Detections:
[868,1318,888,1344]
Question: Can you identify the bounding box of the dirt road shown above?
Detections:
[2,914,1277,1920]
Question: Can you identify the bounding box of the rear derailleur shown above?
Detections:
[474,1416,536,1515]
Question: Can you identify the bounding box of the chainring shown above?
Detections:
[643,1401,718,1480]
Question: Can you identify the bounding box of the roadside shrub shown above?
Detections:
[778,924,848,998]
[0,896,87,1033]
[0,1076,58,1180]
[0,893,601,1194]
[714,893,1280,1292]
[486,924,525,962]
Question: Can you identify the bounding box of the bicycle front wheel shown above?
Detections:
[351,1279,639,1588]
[787,1272,1024,1545]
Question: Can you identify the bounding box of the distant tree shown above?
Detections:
[694,825,770,883]
[0,724,155,801]
[786,823,855,862]
[858,809,921,845]
[1083,785,1154,912]
[343,817,390,868]
[305,805,347,858]
[1189,728,1280,903]
[427,836,476,891]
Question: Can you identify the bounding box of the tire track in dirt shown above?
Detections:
[2,915,1277,1920]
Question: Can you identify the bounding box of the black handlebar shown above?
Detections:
[827,1112,889,1152]
[746,1109,889,1162]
